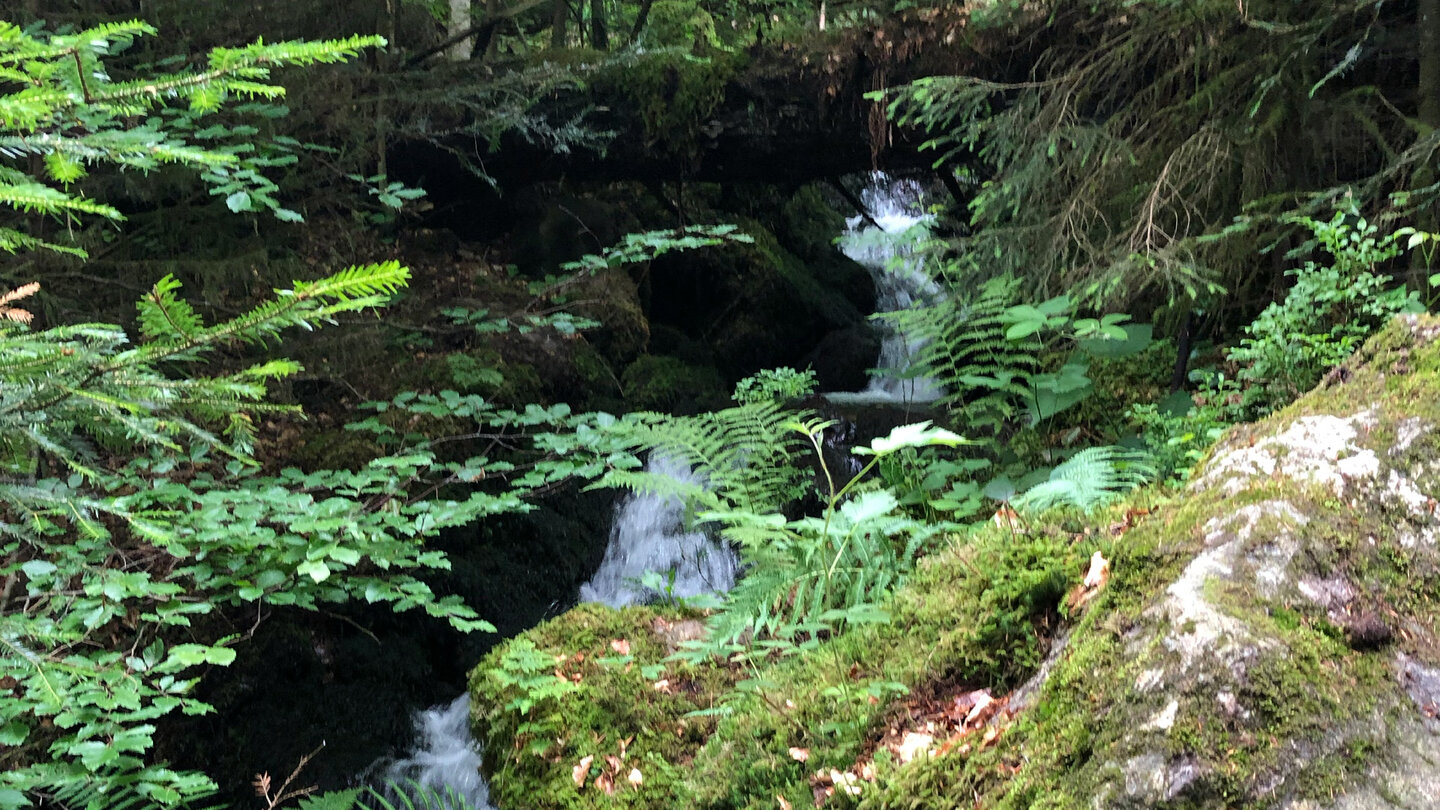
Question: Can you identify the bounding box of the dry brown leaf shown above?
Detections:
[980,725,1003,749]
[0,282,39,306]
[964,691,995,727]
[572,755,594,788]
[776,795,792,810]
[788,747,810,762]
[610,638,631,655]
[605,754,624,773]
[831,771,862,797]
[1083,551,1111,589]
[595,772,615,796]
[991,506,1022,531]
[627,768,643,787]
[895,731,934,764]
[652,679,671,693]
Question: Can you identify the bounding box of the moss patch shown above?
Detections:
[470,603,734,810]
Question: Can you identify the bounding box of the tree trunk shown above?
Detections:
[1422,0,1440,130]
[449,0,473,60]
[629,0,654,43]
[1417,0,1440,255]
[590,0,608,50]
[551,0,568,48]
[484,0,501,58]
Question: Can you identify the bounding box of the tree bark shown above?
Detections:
[629,0,655,43]
[590,0,609,50]
[551,0,569,48]
[449,0,474,60]
[1421,0,1440,129]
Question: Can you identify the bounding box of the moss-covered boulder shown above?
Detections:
[470,317,1440,809]
[469,603,736,809]
[866,315,1440,808]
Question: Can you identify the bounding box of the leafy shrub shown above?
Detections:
[1228,211,1423,415]
[731,366,818,405]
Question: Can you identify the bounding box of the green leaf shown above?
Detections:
[225,190,251,212]
[860,421,968,456]
[297,560,331,582]
[0,721,28,746]
[1077,323,1153,359]
[20,560,57,578]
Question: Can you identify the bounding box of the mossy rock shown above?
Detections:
[569,269,651,367]
[469,603,735,810]
[862,315,1440,809]
[620,354,727,413]
[470,316,1440,809]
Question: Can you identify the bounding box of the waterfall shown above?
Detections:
[578,455,739,608]
[827,175,945,406]
[374,458,736,807]
[379,694,492,810]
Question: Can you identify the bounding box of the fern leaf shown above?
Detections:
[1012,446,1156,513]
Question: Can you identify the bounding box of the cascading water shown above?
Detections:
[578,456,739,608]
[827,175,945,406]
[380,695,492,809]
[374,458,735,807]
[372,178,930,805]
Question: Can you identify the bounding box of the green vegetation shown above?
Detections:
[7,0,1440,808]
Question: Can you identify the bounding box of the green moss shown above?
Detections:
[620,354,726,413]
[470,603,734,810]
[590,47,742,156]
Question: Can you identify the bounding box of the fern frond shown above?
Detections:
[1012,446,1156,513]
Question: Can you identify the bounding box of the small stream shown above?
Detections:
[579,456,739,607]
[376,456,735,808]
[378,174,938,808]
[826,175,945,406]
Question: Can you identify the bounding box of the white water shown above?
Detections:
[578,456,739,608]
[827,175,945,407]
[379,459,735,807]
[380,694,492,809]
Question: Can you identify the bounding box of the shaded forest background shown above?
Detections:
[5,0,1440,806]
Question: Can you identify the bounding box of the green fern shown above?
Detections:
[886,275,1040,429]
[361,780,488,810]
[1011,446,1156,514]
[600,401,809,515]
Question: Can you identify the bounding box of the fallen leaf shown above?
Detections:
[788,747,810,763]
[831,771,862,797]
[776,795,792,810]
[652,679,671,693]
[596,772,615,796]
[1083,551,1111,589]
[981,725,1003,749]
[859,762,876,781]
[605,754,624,772]
[610,638,631,655]
[992,506,1022,531]
[572,755,594,788]
[896,731,934,764]
[628,768,643,787]
[965,691,996,727]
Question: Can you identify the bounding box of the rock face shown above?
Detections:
[467,316,1440,810]
[956,315,1440,809]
